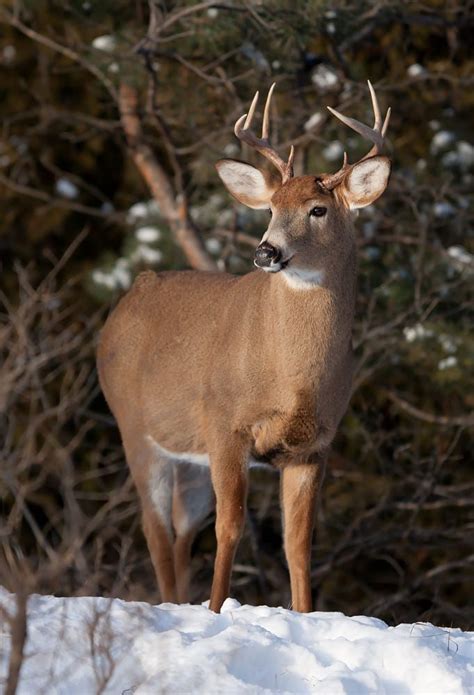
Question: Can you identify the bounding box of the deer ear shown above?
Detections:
[341,155,391,209]
[216,159,279,209]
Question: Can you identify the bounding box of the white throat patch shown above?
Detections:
[281,267,325,290]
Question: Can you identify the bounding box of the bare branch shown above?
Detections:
[384,390,474,427]
[0,173,121,221]
[119,82,216,271]
[1,12,118,102]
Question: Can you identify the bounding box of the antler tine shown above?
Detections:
[287,144,295,171]
[261,82,276,139]
[322,81,390,190]
[327,81,389,158]
[244,90,259,130]
[233,84,294,184]
[367,80,382,130]
[382,107,391,137]
[326,105,384,153]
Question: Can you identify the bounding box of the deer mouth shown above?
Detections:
[254,256,293,273]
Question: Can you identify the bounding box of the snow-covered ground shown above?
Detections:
[0,589,472,694]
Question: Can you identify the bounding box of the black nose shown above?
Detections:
[254,242,281,267]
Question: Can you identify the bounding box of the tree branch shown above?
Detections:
[384,390,474,427]
[1,12,118,102]
[0,173,121,221]
[119,82,216,271]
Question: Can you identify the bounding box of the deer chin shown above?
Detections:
[254,256,293,273]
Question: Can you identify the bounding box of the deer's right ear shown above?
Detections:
[216,159,279,209]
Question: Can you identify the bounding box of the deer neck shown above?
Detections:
[264,251,357,380]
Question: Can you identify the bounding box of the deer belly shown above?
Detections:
[146,436,274,471]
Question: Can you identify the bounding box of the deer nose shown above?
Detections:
[254,242,282,268]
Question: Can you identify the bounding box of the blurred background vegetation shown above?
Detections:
[1,0,473,629]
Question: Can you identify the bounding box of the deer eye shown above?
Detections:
[310,206,327,217]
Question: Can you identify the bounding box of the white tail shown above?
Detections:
[97,82,391,612]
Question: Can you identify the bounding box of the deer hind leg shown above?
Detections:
[280,456,326,612]
[141,459,178,603]
[208,440,248,613]
[172,462,214,603]
[125,437,177,604]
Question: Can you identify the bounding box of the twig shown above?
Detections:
[1,12,117,102]
[5,590,28,695]
[0,173,121,221]
[384,390,474,427]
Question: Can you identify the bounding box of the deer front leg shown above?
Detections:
[281,458,326,612]
[208,444,248,613]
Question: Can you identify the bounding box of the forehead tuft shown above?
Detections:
[271,175,331,207]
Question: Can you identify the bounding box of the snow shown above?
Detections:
[447,246,474,266]
[1,45,16,64]
[362,221,376,239]
[135,226,161,243]
[92,259,131,291]
[131,244,163,264]
[439,334,458,354]
[364,245,381,261]
[407,63,425,77]
[430,131,455,154]
[205,237,222,254]
[55,178,79,199]
[224,142,240,157]
[127,199,160,223]
[438,355,458,370]
[91,35,117,52]
[442,142,474,170]
[433,201,456,218]
[311,65,339,90]
[304,112,324,132]
[241,42,270,73]
[322,141,344,162]
[403,323,434,342]
[1,590,472,695]
[100,201,114,214]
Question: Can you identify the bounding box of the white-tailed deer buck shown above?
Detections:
[98,81,391,613]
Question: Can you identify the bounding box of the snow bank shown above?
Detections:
[0,589,472,694]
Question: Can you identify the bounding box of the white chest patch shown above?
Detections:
[282,267,325,290]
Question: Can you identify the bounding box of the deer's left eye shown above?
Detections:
[310,206,327,217]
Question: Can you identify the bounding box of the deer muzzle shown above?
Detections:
[254,242,282,271]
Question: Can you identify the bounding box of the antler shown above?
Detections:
[321,80,391,190]
[234,83,295,184]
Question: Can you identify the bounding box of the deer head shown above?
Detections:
[216,82,391,287]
